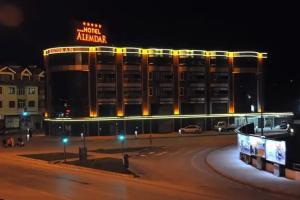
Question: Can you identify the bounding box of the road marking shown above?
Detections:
[190,148,214,176]
[156,151,167,156]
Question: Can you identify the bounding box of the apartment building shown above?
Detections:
[0,66,45,130]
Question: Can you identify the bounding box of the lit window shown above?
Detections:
[8,87,15,94]
[28,88,36,95]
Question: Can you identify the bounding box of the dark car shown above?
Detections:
[279,121,289,129]
[0,128,8,135]
[0,128,19,135]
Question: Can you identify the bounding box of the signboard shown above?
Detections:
[75,21,107,44]
[249,136,266,158]
[238,134,251,155]
[5,116,20,128]
[265,140,286,165]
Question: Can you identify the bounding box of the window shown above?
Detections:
[210,57,216,66]
[0,101,2,108]
[149,87,153,96]
[0,74,12,81]
[22,75,30,81]
[17,88,25,95]
[160,88,173,97]
[180,72,185,81]
[148,72,153,80]
[9,101,15,108]
[180,87,184,96]
[28,101,35,107]
[28,87,36,95]
[97,73,116,83]
[160,72,173,81]
[18,99,26,108]
[9,87,15,94]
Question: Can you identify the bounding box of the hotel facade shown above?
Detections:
[44,46,270,135]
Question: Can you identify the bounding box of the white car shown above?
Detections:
[179,125,202,134]
[214,121,237,132]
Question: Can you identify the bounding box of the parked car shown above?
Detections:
[279,121,289,129]
[0,128,8,135]
[179,125,202,134]
[214,121,237,132]
[0,128,19,135]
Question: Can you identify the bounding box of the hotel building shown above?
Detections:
[44,46,269,135]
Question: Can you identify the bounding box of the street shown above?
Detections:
[0,133,298,200]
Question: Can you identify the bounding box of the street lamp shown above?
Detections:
[62,136,69,162]
[118,134,125,155]
[81,125,86,149]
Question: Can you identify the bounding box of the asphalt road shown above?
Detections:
[0,133,297,200]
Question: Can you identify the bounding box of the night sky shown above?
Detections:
[0,0,299,112]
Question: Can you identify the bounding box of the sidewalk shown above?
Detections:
[206,146,300,198]
[54,131,235,141]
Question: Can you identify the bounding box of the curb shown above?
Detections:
[205,145,300,199]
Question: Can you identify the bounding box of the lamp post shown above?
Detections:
[118,134,125,155]
[81,124,86,149]
[62,136,68,162]
[261,111,264,136]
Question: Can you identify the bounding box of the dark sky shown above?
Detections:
[0,0,299,111]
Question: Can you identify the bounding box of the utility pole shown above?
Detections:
[261,111,264,136]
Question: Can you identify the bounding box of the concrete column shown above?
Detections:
[116,51,124,116]
[173,52,180,115]
[205,53,211,114]
[257,57,264,112]
[44,55,52,117]
[228,55,235,113]
[141,52,150,115]
[89,51,97,117]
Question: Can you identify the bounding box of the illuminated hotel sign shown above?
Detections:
[76,21,107,44]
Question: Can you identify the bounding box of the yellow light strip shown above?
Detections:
[43,46,267,58]
[44,112,293,122]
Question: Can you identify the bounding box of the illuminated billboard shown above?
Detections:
[249,136,266,158]
[265,140,286,165]
[75,21,107,44]
[238,134,251,155]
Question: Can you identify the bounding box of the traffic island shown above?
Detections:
[66,157,133,175]
[91,146,165,155]
[20,152,79,162]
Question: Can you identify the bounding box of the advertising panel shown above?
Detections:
[238,134,251,155]
[249,136,266,158]
[265,140,286,165]
[5,116,20,128]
